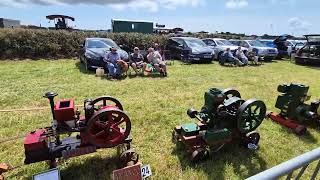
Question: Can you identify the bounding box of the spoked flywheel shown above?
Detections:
[89,96,123,111]
[237,99,266,134]
[86,109,131,148]
[222,88,241,100]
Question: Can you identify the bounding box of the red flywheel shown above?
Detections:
[86,109,131,148]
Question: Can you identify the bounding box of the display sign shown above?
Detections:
[33,168,60,180]
[113,164,142,180]
[141,165,152,179]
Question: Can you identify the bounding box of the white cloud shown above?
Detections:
[226,0,248,9]
[160,0,204,9]
[3,0,204,12]
[110,0,204,12]
[288,17,311,31]
[110,0,159,12]
[1,0,134,6]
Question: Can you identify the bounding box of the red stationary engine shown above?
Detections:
[24,92,138,168]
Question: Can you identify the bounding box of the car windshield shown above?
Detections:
[306,36,320,42]
[184,39,207,48]
[87,39,119,49]
[100,39,120,48]
[216,40,233,46]
[248,40,266,47]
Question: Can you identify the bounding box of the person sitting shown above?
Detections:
[104,47,124,79]
[129,47,146,75]
[247,49,260,65]
[147,48,167,77]
[236,47,248,65]
[220,48,244,66]
[154,43,162,53]
[154,43,166,61]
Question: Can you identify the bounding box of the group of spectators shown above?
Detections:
[103,43,167,79]
[221,47,259,66]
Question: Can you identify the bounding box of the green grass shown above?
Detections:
[0,60,320,180]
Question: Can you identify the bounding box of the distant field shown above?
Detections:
[0,59,319,180]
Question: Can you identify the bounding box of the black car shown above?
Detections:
[79,38,129,71]
[166,37,214,63]
[295,34,320,65]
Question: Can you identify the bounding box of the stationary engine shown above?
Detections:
[24,92,138,168]
[172,88,266,162]
[268,83,320,135]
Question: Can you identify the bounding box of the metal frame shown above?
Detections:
[247,147,320,180]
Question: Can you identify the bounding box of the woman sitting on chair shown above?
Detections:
[147,48,167,77]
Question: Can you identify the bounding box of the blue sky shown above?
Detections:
[0,0,318,36]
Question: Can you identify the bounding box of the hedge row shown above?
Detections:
[0,29,244,60]
[0,29,168,59]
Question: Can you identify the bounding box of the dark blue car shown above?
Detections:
[79,38,129,71]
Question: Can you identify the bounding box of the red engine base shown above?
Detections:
[268,112,307,135]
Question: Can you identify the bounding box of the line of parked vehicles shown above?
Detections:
[79,34,320,70]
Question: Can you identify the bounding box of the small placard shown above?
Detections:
[33,168,60,180]
[141,165,152,179]
[113,164,142,180]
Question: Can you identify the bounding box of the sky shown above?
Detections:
[0,0,318,36]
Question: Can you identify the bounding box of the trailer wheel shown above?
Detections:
[294,125,307,136]
[242,131,260,149]
[172,130,179,143]
[120,149,139,167]
[191,148,209,162]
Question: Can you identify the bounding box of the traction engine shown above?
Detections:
[172,88,267,162]
[268,83,320,135]
[24,92,139,168]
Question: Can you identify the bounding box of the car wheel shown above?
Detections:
[206,59,213,64]
[217,52,223,61]
[295,57,305,65]
[79,56,84,63]
[84,59,90,71]
[264,57,273,62]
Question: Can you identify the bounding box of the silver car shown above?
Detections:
[230,40,278,61]
[202,38,245,60]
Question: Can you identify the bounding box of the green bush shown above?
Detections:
[0,29,247,60]
[0,29,168,59]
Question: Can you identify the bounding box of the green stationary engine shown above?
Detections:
[172,87,267,162]
[268,83,320,135]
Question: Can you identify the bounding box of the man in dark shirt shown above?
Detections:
[129,47,146,74]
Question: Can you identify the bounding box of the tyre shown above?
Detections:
[294,125,307,136]
[191,148,209,162]
[217,52,223,61]
[84,60,91,71]
[295,57,305,65]
[172,130,179,143]
[264,57,273,62]
[79,56,84,63]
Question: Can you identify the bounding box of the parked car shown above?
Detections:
[166,37,214,63]
[79,38,129,71]
[230,40,278,61]
[287,40,306,57]
[202,38,246,60]
[260,38,306,58]
[295,34,320,65]
[259,39,277,48]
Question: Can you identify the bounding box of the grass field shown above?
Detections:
[0,59,320,180]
